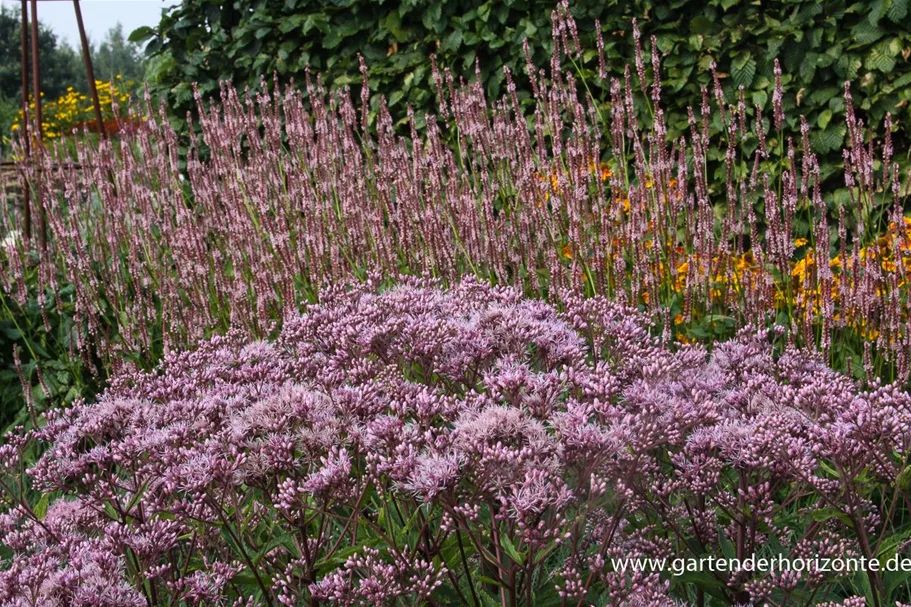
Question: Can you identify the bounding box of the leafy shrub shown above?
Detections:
[2,278,910,606]
[0,271,97,434]
[135,0,911,178]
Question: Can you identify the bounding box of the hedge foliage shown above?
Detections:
[137,0,911,177]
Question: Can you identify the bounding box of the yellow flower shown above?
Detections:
[792,254,814,280]
[733,252,754,272]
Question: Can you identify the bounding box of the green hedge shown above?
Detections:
[135,0,911,174]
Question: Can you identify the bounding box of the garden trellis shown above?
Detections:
[11,0,107,247]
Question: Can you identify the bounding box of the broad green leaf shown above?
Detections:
[33,494,49,520]
[128,25,155,43]
[732,55,757,88]
[441,29,462,52]
[811,506,852,525]
[384,12,407,42]
[868,44,896,73]
[868,0,889,25]
[851,20,886,45]
[500,533,525,566]
[800,52,819,81]
[888,0,909,21]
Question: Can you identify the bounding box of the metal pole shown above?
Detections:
[19,0,31,240]
[73,0,106,138]
[29,0,46,250]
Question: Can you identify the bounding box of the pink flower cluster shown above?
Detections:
[1,278,909,606]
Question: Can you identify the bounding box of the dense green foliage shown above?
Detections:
[0,278,96,434]
[0,6,83,106]
[138,0,911,167]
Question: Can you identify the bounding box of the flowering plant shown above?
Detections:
[1,279,910,606]
[2,7,909,394]
[11,77,134,140]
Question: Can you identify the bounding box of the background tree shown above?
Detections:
[0,5,83,105]
[93,23,145,83]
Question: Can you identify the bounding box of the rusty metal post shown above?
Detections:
[73,0,106,138]
[29,0,46,250]
[20,0,31,240]
[28,0,42,139]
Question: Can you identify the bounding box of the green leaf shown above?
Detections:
[812,506,852,525]
[253,529,298,565]
[421,2,443,31]
[500,533,525,565]
[441,29,462,52]
[278,15,304,34]
[477,2,492,23]
[800,52,819,81]
[128,25,155,43]
[893,72,911,88]
[888,0,909,21]
[322,30,343,50]
[670,570,729,602]
[731,55,756,88]
[868,44,896,72]
[851,20,885,45]
[718,530,736,559]
[868,0,889,24]
[0,326,23,340]
[818,109,833,129]
[477,587,503,607]
[384,12,407,42]
[33,494,49,520]
[837,54,863,80]
[314,545,366,575]
[853,567,876,607]
[897,465,911,491]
